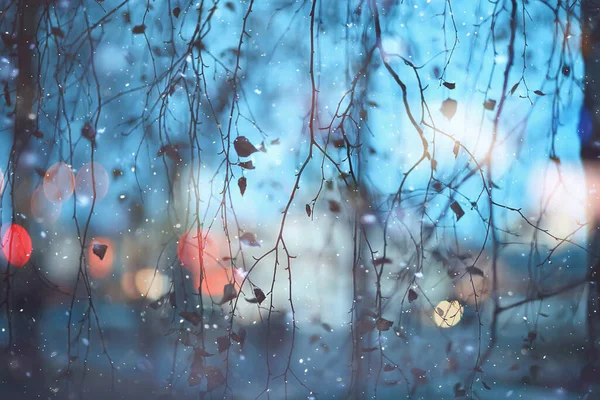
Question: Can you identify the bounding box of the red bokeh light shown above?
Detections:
[1,224,32,267]
[43,162,75,202]
[177,230,228,295]
[88,237,115,278]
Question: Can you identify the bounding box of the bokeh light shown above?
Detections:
[76,162,110,202]
[88,237,115,278]
[177,230,229,295]
[43,162,75,202]
[433,300,464,328]
[31,185,62,224]
[1,223,32,267]
[134,268,169,300]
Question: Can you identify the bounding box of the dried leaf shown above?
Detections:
[238,177,247,196]
[356,319,375,334]
[51,27,65,38]
[333,138,345,148]
[483,99,496,111]
[373,257,392,266]
[443,81,456,90]
[218,283,236,305]
[195,348,214,357]
[441,98,457,120]
[321,322,333,332]
[533,90,545,96]
[157,144,182,162]
[217,336,230,353]
[309,334,320,344]
[179,311,202,326]
[408,288,418,303]
[453,141,460,158]
[240,232,260,247]
[233,136,259,157]
[172,7,181,18]
[482,381,491,390]
[466,266,484,277]
[204,366,225,392]
[253,288,266,304]
[328,200,341,213]
[384,364,396,372]
[510,81,520,95]
[231,327,246,346]
[132,25,146,34]
[92,244,108,260]
[239,160,255,170]
[376,318,393,331]
[82,121,95,141]
[450,201,465,221]
[305,204,311,217]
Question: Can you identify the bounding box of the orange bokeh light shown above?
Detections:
[88,237,114,278]
[177,230,228,295]
[43,162,75,202]
[76,162,109,201]
[31,185,61,224]
[1,224,32,267]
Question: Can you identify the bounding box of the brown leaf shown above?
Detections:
[374,257,393,266]
[376,318,393,331]
[231,327,246,347]
[204,366,225,392]
[450,201,465,221]
[441,98,457,120]
[240,232,260,247]
[253,288,266,304]
[217,283,236,305]
[239,160,255,170]
[483,99,496,111]
[453,141,460,158]
[466,266,484,277]
[533,90,545,96]
[305,204,311,217]
[172,7,181,18]
[384,364,396,372]
[81,121,95,141]
[195,348,214,357]
[356,319,375,334]
[238,177,247,196]
[233,136,259,157]
[92,243,108,260]
[217,336,230,353]
[408,288,418,303]
[157,144,182,162]
[328,200,341,213]
[51,27,65,38]
[443,81,456,90]
[132,25,146,34]
[179,311,202,326]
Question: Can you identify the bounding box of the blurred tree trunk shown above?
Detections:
[3,0,45,394]
[580,0,600,385]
